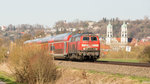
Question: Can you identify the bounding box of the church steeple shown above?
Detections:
[106,21,113,45]
[107,21,113,38]
[121,21,128,44]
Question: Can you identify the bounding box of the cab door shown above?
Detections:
[68,37,77,53]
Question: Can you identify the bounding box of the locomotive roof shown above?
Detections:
[72,32,96,37]
[72,33,82,37]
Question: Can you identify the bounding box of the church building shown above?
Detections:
[105,22,128,49]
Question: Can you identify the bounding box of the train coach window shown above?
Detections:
[76,37,80,41]
[71,37,75,42]
[51,46,55,51]
[83,37,89,41]
[91,37,97,41]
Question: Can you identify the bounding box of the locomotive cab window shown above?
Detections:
[91,37,97,41]
[83,37,89,41]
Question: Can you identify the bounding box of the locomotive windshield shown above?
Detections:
[83,37,89,41]
[91,37,97,41]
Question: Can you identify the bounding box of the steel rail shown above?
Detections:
[94,61,150,67]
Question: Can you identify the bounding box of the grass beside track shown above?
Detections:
[98,58,140,63]
[84,68,150,83]
[88,70,150,83]
[65,66,150,83]
[0,71,18,84]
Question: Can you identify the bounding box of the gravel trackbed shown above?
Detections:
[55,60,150,78]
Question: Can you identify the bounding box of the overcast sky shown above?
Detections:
[0,0,150,27]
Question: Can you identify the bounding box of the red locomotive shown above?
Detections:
[24,32,100,61]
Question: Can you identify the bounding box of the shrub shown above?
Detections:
[138,45,150,63]
[8,44,60,84]
[0,47,7,63]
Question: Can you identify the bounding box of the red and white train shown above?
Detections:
[24,32,100,61]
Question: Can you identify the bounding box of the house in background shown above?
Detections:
[100,43,111,55]
[0,25,6,31]
[137,36,150,46]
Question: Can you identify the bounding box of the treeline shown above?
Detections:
[1,17,150,40]
[54,17,150,39]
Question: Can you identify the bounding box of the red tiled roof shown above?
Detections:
[129,38,137,46]
[20,32,25,34]
[100,44,111,49]
[115,38,121,42]
[138,41,150,46]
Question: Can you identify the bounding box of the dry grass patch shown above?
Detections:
[56,68,141,84]
[138,45,150,63]
[102,46,145,62]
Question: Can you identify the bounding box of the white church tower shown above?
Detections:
[106,22,113,45]
[121,22,128,44]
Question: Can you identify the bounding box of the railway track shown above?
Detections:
[94,61,150,67]
[56,59,150,67]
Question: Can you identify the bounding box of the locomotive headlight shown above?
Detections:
[82,44,88,47]
[92,44,99,47]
